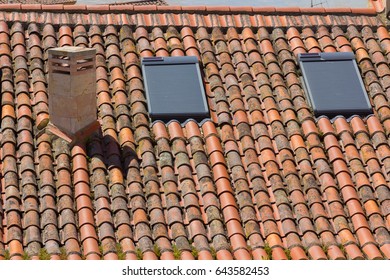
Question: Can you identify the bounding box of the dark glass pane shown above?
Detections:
[299,52,372,118]
[141,56,209,123]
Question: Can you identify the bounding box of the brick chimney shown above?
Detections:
[48,47,98,142]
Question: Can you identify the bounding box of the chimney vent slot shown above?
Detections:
[50,55,94,74]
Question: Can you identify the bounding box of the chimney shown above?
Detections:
[48,47,97,141]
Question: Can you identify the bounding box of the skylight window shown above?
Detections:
[141,56,209,123]
[298,52,372,119]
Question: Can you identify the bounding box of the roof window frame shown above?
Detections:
[298,52,372,119]
[141,56,210,124]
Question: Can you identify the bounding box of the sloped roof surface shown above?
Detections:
[0,4,389,260]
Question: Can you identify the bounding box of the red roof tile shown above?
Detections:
[0,4,389,260]
[0,0,75,4]
[113,0,168,5]
[370,0,385,13]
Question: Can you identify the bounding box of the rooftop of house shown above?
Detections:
[0,3,389,260]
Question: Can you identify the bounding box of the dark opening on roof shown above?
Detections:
[298,52,372,119]
[141,56,209,123]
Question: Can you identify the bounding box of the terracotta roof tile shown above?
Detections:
[0,4,389,260]
[370,0,385,13]
[0,0,76,4]
[113,0,168,6]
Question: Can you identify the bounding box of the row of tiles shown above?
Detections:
[0,7,381,31]
[0,3,380,14]
[0,0,76,4]
[0,17,390,259]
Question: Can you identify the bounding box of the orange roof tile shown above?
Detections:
[111,0,168,5]
[0,3,389,260]
[0,0,76,4]
[370,0,385,13]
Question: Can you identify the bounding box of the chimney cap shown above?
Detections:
[49,46,96,58]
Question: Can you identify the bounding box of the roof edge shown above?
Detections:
[0,3,378,15]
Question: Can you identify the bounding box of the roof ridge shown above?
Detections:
[0,0,389,261]
[0,3,378,15]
